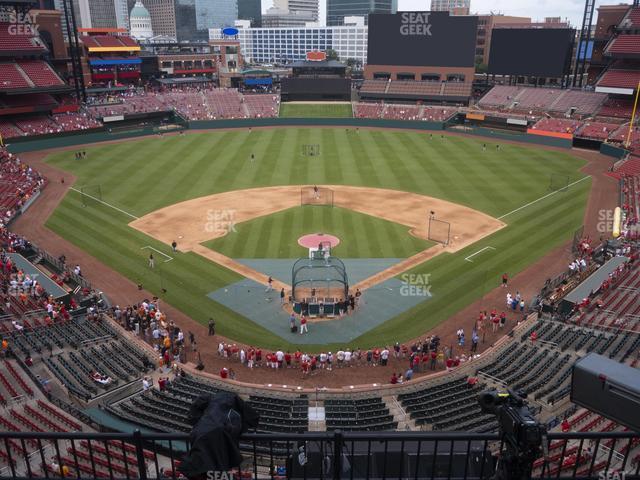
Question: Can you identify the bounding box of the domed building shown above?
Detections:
[129,1,153,41]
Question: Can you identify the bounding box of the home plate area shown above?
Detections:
[207,258,433,345]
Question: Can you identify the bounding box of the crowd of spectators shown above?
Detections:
[0,148,46,225]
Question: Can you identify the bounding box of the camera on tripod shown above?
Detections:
[478,389,547,480]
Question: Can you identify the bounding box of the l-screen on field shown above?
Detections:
[45,128,590,350]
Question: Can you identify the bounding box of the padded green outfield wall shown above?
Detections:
[449,126,574,149]
[7,117,574,154]
[600,142,629,160]
[187,117,445,130]
[6,126,161,154]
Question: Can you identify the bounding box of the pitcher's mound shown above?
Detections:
[298,233,340,249]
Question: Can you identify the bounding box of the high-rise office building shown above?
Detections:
[114,0,130,29]
[262,6,315,27]
[175,0,208,41]
[64,0,128,29]
[430,0,470,15]
[326,0,396,26]
[238,0,261,27]
[274,0,318,22]
[195,0,238,30]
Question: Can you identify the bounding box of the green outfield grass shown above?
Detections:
[44,128,589,350]
[204,206,432,259]
[279,103,353,118]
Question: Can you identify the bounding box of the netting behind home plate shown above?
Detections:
[291,256,348,302]
[428,217,451,245]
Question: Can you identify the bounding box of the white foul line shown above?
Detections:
[497,176,591,220]
[141,246,173,263]
[465,246,495,263]
[70,187,139,220]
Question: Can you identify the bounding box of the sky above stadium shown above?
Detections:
[263,0,608,28]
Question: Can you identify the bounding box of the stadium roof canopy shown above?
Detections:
[241,69,272,76]
[289,60,346,68]
[156,76,214,85]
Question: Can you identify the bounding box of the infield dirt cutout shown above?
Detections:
[130,185,505,292]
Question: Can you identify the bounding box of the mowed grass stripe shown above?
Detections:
[204,206,433,259]
[44,129,589,349]
[356,184,589,346]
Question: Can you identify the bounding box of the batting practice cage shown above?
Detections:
[291,257,349,304]
[79,185,102,207]
[301,186,334,207]
[428,217,451,245]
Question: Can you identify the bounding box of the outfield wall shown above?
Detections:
[6,117,575,153]
[599,142,629,160]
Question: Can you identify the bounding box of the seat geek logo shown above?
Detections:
[400,12,432,36]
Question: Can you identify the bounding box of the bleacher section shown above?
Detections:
[86,89,278,121]
[531,117,581,134]
[478,86,607,116]
[0,63,32,90]
[477,86,521,107]
[353,103,455,122]
[598,97,635,118]
[398,377,496,432]
[575,121,621,140]
[360,79,471,101]
[244,94,279,118]
[80,35,139,50]
[108,374,309,434]
[0,23,45,53]
[16,60,64,88]
[325,397,397,431]
[598,69,640,89]
[606,35,640,55]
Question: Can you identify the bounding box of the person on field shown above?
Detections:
[148,253,155,268]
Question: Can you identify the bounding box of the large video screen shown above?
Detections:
[367,12,478,68]
[281,78,350,101]
[488,28,575,77]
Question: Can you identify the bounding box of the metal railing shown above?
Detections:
[0,430,638,480]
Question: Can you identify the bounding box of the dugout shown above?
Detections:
[558,255,629,315]
[291,256,349,317]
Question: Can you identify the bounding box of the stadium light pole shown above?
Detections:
[625,81,640,149]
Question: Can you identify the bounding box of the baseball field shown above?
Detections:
[44,128,590,350]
